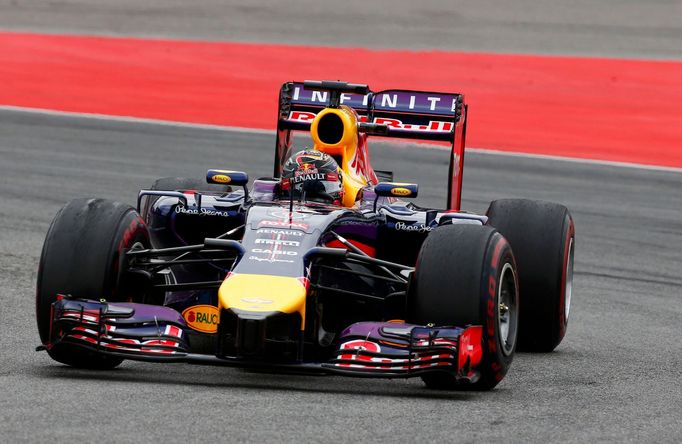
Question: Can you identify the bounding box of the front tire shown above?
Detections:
[36,198,150,369]
[408,224,519,390]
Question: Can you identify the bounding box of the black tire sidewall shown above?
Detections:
[36,198,150,368]
[409,225,518,390]
[476,233,517,388]
[556,212,575,345]
[486,199,575,352]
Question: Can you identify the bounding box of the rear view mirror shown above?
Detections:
[206,170,249,186]
[374,182,418,198]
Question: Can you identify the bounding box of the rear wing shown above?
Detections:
[275,81,468,211]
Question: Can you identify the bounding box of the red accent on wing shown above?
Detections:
[458,325,484,372]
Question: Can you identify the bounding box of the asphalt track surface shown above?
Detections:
[1,109,681,442]
[1,0,681,59]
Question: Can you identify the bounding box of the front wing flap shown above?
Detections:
[47,297,189,360]
[325,322,483,382]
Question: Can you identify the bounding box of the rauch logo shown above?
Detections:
[182,305,220,333]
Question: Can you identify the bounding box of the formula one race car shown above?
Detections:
[36,80,575,390]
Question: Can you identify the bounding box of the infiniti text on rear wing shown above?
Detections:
[278,81,464,142]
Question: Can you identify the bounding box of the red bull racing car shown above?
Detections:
[36,80,575,390]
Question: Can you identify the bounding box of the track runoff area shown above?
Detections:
[1,31,681,170]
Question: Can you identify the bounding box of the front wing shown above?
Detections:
[42,297,483,382]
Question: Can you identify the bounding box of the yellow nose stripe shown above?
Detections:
[218,274,307,329]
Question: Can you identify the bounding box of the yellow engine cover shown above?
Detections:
[310,106,369,207]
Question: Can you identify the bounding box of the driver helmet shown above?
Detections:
[280,149,344,205]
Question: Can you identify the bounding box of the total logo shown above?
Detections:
[259,220,309,230]
[182,305,220,334]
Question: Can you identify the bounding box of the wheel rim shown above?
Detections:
[498,262,518,356]
[564,237,575,323]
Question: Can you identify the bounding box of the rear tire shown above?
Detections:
[408,224,519,390]
[36,198,150,369]
[486,199,575,352]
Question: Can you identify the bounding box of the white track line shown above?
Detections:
[0,105,273,135]
[2,104,680,174]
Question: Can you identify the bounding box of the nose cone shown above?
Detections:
[218,273,307,328]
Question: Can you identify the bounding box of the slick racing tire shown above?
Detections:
[486,199,575,352]
[142,176,231,222]
[408,224,519,390]
[36,198,150,369]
